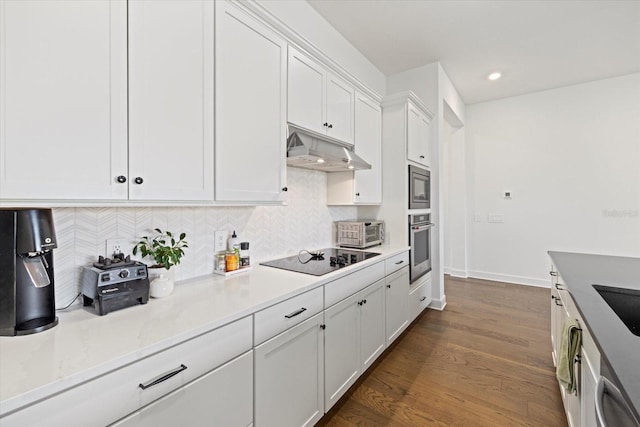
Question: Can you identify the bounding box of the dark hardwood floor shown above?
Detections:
[317,276,567,426]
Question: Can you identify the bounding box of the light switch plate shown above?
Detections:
[214,231,228,253]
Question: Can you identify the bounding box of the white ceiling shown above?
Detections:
[307,0,640,104]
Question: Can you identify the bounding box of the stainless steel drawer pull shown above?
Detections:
[419,296,427,302]
[285,307,307,319]
[395,260,404,265]
[549,270,558,277]
[139,364,187,390]
[555,283,565,290]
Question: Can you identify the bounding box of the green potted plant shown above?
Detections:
[133,228,188,298]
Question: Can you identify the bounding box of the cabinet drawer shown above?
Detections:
[1,316,253,427]
[385,251,409,275]
[254,287,324,345]
[325,261,385,308]
[409,277,431,323]
[111,350,253,427]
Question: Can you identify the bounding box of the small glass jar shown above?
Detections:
[226,251,239,272]
[216,253,226,272]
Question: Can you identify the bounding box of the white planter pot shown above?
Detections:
[148,268,175,298]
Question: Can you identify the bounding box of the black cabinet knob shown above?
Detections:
[323,122,328,127]
[328,124,333,129]
[282,187,288,192]
[387,284,391,289]
[355,193,360,196]
[116,175,127,183]
[134,177,144,184]
[419,155,425,159]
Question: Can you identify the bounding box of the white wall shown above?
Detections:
[443,115,468,277]
[258,0,385,95]
[466,73,640,286]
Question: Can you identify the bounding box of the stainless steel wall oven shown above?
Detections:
[409,214,433,283]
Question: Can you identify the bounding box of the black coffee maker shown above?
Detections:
[0,208,59,336]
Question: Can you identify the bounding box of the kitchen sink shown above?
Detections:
[593,285,640,337]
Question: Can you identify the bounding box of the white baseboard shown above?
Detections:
[428,295,447,311]
[446,267,468,278]
[466,270,550,288]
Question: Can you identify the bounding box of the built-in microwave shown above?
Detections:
[409,165,430,210]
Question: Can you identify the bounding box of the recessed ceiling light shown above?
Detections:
[488,72,502,81]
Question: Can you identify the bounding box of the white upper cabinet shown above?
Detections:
[215,1,287,202]
[128,0,214,201]
[325,73,355,144]
[407,102,432,168]
[288,47,355,145]
[353,92,382,203]
[326,91,382,205]
[288,48,325,136]
[0,0,128,200]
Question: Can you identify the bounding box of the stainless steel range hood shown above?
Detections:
[286,126,371,172]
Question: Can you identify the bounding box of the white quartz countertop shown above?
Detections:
[548,251,640,420]
[0,245,408,416]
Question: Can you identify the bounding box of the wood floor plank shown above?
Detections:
[317,276,567,426]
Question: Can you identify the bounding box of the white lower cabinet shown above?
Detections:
[385,266,410,346]
[359,280,387,369]
[324,279,385,410]
[254,313,324,427]
[111,350,253,427]
[580,348,599,427]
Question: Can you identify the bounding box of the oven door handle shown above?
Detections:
[412,223,435,231]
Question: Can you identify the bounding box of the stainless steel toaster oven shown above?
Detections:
[336,220,384,249]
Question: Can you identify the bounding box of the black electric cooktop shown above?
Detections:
[260,248,380,276]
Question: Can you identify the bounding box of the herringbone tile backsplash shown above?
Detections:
[52,168,357,307]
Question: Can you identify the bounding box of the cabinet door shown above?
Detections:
[559,294,582,427]
[288,47,325,135]
[385,267,410,346]
[580,350,598,427]
[325,73,355,145]
[0,0,128,200]
[353,93,382,204]
[255,313,324,427]
[128,0,214,201]
[360,279,386,369]
[324,292,361,411]
[112,350,253,427]
[407,104,430,167]
[551,286,563,366]
[215,1,287,202]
